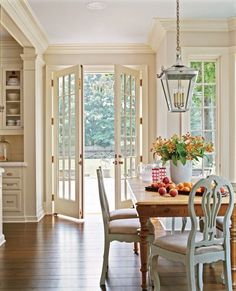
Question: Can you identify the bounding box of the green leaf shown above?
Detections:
[180,156,186,165]
[172,155,178,166]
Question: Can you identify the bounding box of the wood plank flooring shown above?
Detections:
[0,215,228,290]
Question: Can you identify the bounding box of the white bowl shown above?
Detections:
[7,120,15,126]
[7,93,20,101]
[7,78,19,86]
[8,108,19,114]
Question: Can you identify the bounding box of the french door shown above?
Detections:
[114,65,141,209]
[53,65,83,219]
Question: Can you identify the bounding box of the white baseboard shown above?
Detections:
[3,212,45,223]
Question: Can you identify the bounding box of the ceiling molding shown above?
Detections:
[153,18,229,32]
[148,17,236,52]
[228,17,236,31]
[45,44,154,55]
[0,0,49,53]
[147,19,166,52]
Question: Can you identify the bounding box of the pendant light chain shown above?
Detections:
[176,0,180,51]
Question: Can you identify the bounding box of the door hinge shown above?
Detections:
[140,117,143,124]
[78,78,81,90]
[140,156,143,163]
[51,117,54,125]
[51,79,54,87]
[51,156,54,163]
[140,79,143,86]
[79,209,83,217]
[52,194,55,201]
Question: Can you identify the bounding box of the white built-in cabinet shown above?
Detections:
[1,164,26,222]
[1,66,23,135]
[0,167,5,245]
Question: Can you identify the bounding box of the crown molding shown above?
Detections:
[0,0,49,53]
[153,18,229,32]
[228,17,236,31]
[148,17,236,52]
[45,43,154,55]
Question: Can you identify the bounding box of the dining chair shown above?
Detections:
[97,168,154,285]
[98,166,138,221]
[149,175,234,291]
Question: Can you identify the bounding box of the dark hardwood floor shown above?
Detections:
[0,215,228,290]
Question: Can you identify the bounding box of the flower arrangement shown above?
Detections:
[151,133,214,166]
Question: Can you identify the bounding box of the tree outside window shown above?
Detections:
[190,61,217,175]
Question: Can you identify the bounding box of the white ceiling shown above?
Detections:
[27,0,236,44]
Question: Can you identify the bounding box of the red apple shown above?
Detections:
[220,187,225,194]
[200,186,205,193]
[169,188,178,197]
[163,177,170,184]
[158,182,166,188]
[158,187,167,196]
[151,183,159,188]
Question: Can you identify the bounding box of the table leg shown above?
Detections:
[231,208,236,288]
[139,215,149,290]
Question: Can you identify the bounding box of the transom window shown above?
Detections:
[190,60,217,176]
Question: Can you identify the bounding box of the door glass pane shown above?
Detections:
[57,73,76,201]
[119,70,138,203]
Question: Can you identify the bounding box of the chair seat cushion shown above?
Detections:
[153,232,223,255]
[110,208,138,220]
[109,218,140,234]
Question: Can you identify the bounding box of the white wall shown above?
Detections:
[154,19,236,181]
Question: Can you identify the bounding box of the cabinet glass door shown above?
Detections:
[4,69,22,129]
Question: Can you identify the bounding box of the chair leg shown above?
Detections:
[151,254,161,291]
[197,263,203,291]
[133,242,139,254]
[186,261,197,291]
[181,217,187,233]
[100,239,110,286]
[223,256,233,291]
[171,217,175,234]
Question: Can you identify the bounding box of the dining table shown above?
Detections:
[128,178,236,290]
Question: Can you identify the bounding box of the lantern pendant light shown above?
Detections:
[157,0,198,112]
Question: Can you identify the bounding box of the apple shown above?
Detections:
[158,182,166,188]
[151,183,159,188]
[158,187,167,196]
[162,176,170,184]
[220,187,225,194]
[169,188,178,197]
[200,186,205,193]
[169,183,176,190]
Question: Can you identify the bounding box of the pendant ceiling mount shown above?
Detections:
[157,0,198,113]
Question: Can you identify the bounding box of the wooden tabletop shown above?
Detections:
[128,178,234,206]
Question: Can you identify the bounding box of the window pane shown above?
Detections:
[204,85,216,106]
[190,61,202,83]
[190,108,202,131]
[204,108,216,130]
[204,62,216,83]
[192,85,202,108]
[204,131,215,144]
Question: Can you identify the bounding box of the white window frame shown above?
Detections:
[189,59,218,176]
[181,47,230,177]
